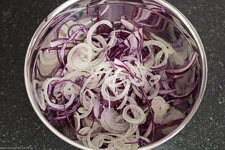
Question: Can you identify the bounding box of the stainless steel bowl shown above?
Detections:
[24,0,207,149]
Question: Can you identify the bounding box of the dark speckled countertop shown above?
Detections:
[0,0,224,150]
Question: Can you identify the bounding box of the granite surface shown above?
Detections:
[0,0,224,150]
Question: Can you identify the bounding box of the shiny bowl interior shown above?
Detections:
[24,0,207,149]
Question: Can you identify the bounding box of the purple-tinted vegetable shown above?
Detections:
[170,78,199,98]
[86,4,95,24]
[155,118,184,132]
[45,17,48,22]
[34,3,200,149]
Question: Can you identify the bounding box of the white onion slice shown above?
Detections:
[87,20,116,51]
[101,76,131,101]
[125,62,146,87]
[121,17,138,31]
[89,133,105,148]
[77,127,90,141]
[122,105,146,124]
[144,40,169,69]
[104,124,139,143]
[81,89,95,109]
[148,82,160,100]
[87,126,102,148]
[43,77,76,110]
[150,33,175,54]
[67,43,105,70]
[79,104,93,119]
[92,35,107,52]
[100,108,129,134]
[93,100,101,119]
[74,111,81,131]
[80,69,113,93]
[117,95,128,110]
[147,72,161,87]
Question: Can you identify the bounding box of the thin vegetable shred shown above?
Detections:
[34,4,198,150]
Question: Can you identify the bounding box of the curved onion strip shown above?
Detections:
[77,127,91,141]
[82,89,95,109]
[87,126,102,149]
[144,40,169,69]
[150,32,175,54]
[148,83,160,100]
[103,124,139,143]
[117,95,128,110]
[74,111,81,131]
[121,17,138,31]
[143,42,155,68]
[100,108,129,133]
[59,70,90,83]
[139,136,151,143]
[87,20,116,51]
[90,134,117,150]
[122,105,146,124]
[67,43,105,70]
[89,133,105,148]
[43,77,76,109]
[127,96,138,105]
[132,85,143,98]
[80,70,113,93]
[92,35,107,52]
[93,100,100,119]
[147,72,161,87]
[116,138,139,150]
[63,82,81,98]
[160,70,171,90]
[143,122,152,138]
[125,62,146,87]
[101,76,131,101]
[79,105,93,119]
[131,128,140,142]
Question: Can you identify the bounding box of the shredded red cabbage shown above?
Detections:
[33,4,199,149]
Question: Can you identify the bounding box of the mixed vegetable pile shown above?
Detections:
[33,5,199,150]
